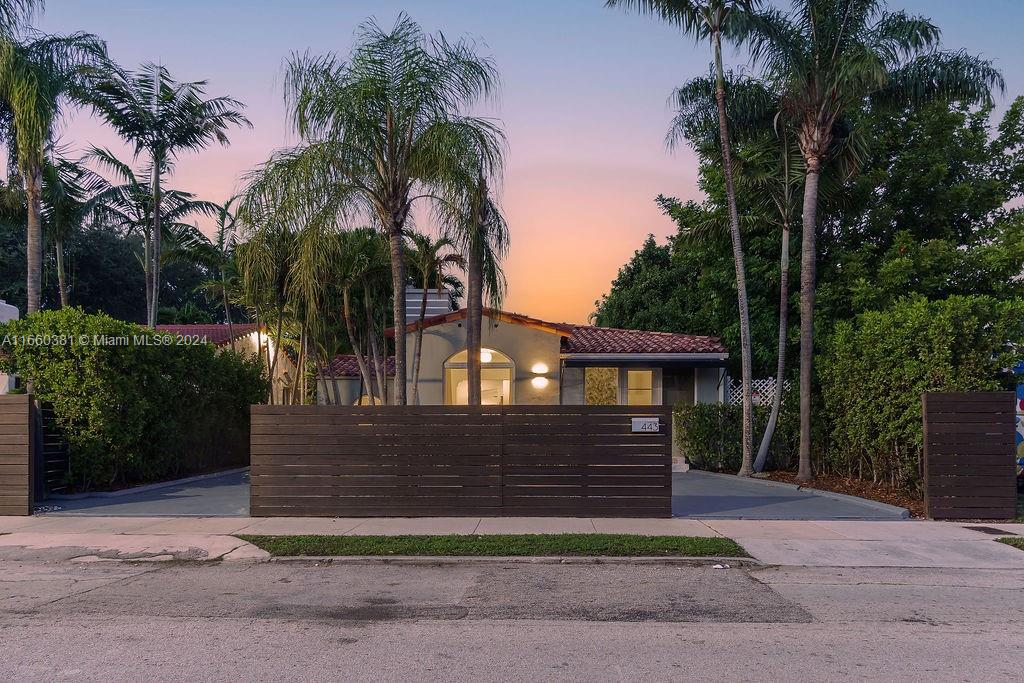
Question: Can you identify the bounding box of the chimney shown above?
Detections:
[405,287,454,324]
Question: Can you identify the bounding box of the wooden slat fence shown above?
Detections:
[250,405,672,518]
[923,392,1017,520]
[0,394,34,515]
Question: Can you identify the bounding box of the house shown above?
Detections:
[318,301,728,409]
[156,323,297,404]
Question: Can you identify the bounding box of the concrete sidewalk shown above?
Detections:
[1,515,1022,568]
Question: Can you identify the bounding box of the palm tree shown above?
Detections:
[447,175,509,406]
[84,146,217,320]
[0,7,106,314]
[406,231,464,404]
[749,0,1004,480]
[188,196,241,350]
[236,206,297,405]
[667,71,798,473]
[607,0,763,476]
[40,153,90,307]
[242,14,503,405]
[85,62,249,327]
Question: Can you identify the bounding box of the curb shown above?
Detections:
[263,555,760,567]
[47,468,249,500]
[691,471,911,519]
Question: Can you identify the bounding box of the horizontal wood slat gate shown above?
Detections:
[0,394,34,516]
[923,392,1017,520]
[250,405,672,518]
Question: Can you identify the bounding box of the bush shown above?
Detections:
[818,295,1023,490]
[674,394,799,473]
[0,308,268,490]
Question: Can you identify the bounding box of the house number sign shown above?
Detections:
[631,417,661,433]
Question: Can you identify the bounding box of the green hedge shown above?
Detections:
[818,295,1023,490]
[0,308,268,490]
[674,395,799,473]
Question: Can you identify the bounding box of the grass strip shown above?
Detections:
[237,533,748,558]
[997,537,1024,551]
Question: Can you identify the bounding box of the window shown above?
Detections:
[626,370,654,406]
[584,367,618,405]
[444,348,513,405]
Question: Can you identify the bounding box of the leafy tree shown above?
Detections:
[85,62,249,327]
[819,295,1023,489]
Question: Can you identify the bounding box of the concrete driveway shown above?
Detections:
[36,468,907,520]
[673,470,908,520]
[38,470,249,517]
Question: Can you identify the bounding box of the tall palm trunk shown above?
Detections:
[148,164,162,328]
[410,277,429,405]
[342,289,374,405]
[753,220,790,472]
[55,238,69,308]
[291,317,307,405]
[366,292,387,405]
[466,239,483,406]
[387,221,407,405]
[797,160,820,482]
[25,164,43,314]
[712,30,754,477]
[221,271,235,352]
[266,306,284,405]
[143,219,153,321]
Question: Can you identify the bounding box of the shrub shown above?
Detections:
[818,295,1023,490]
[0,308,268,490]
[674,394,799,473]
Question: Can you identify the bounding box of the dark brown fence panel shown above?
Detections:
[923,392,1017,520]
[250,405,673,518]
[0,394,33,516]
[251,406,504,517]
[501,406,672,518]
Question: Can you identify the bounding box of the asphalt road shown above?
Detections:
[2,559,1022,681]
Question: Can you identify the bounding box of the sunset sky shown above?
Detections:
[38,0,1024,323]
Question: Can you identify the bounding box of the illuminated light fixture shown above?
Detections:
[530,362,549,375]
[480,348,494,363]
[531,376,549,390]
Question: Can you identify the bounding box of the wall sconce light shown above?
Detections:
[530,362,549,375]
[531,376,549,390]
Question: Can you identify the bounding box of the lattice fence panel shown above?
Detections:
[729,378,791,405]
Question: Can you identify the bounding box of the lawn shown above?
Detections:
[997,537,1024,551]
[237,533,748,558]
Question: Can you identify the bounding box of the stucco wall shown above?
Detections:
[407,316,563,405]
[316,377,364,406]
[232,331,296,404]
[695,367,725,404]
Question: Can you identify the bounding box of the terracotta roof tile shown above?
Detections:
[328,355,396,378]
[155,324,258,347]
[562,325,727,354]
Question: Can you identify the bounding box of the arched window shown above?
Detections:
[443,348,514,405]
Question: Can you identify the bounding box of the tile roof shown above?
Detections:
[562,325,727,354]
[392,308,726,356]
[328,354,396,378]
[155,323,258,347]
[387,308,573,337]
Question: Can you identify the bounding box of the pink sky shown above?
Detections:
[36,0,1024,323]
